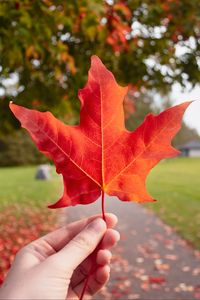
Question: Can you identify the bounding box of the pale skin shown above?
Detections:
[0,213,120,300]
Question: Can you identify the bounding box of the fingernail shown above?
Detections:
[87,218,106,231]
[115,231,120,242]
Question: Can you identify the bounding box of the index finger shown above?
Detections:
[27,213,118,255]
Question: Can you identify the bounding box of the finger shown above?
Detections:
[94,265,110,292]
[74,265,110,297]
[96,249,112,265]
[71,248,111,288]
[71,248,113,289]
[100,229,120,250]
[25,213,117,257]
[71,230,119,288]
[48,218,107,271]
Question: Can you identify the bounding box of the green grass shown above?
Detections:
[146,157,200,249]
[0,158,200,249]
[0,166,61,209]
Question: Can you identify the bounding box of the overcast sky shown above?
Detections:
[170,84,200,135]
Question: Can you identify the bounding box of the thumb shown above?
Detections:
[49,218,107,271]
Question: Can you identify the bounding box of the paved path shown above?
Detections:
[65,196,200,300]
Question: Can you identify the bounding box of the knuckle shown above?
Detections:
[72,233,92,250]
[14,246,28,260]
[17,246,27,256]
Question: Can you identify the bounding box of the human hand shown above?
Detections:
[0,214,120,300]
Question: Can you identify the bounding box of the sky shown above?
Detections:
[170,84,200,135]
[169,39,200,135]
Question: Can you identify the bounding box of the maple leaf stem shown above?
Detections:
[79,191,106,300]
[79,272,91,300]
[101,190,106,221]
[79,247,101,300]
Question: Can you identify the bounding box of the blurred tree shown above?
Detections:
[125,92,200,145]
[0,131,48,166]
[125,89,155,130]
[173,123,200,146]
[0,0,200,135]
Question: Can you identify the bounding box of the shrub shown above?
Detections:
[0,130,49,166]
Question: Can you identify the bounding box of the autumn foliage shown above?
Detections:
[10,56,191,211]
[0,204,57,285]
[1,0,200,136]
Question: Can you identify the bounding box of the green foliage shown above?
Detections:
[125,92,155,131]
[0,0,200,134]
[0,130,49,166]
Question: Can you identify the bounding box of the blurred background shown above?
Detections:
[0,1,200,298]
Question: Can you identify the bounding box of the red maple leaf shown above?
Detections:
[10,56,191,218]
[148,276,166,284]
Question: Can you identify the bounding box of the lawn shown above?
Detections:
[0,166,61,284]
[0,158,200,283]
[0,165,61,209]
[146,157,200,249]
